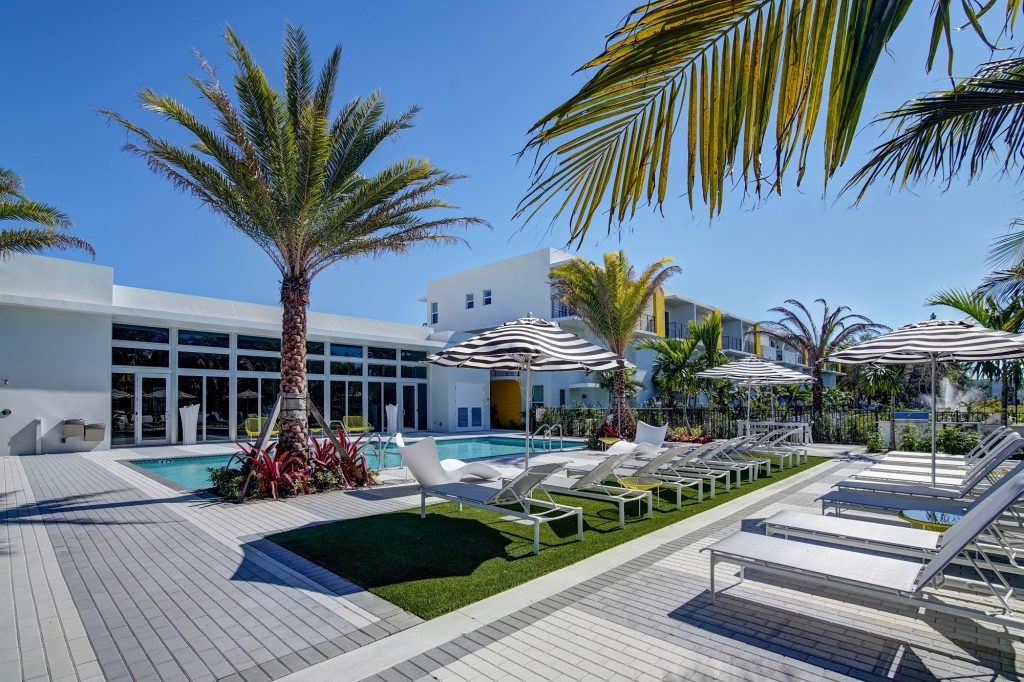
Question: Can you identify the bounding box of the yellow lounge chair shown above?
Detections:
[244,416,279,439]
[342,415,373,433]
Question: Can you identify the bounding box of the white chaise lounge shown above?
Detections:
[404,444,583,555]
[633,420,668,448]
[396,435,501,482]
[704,465,1024,626]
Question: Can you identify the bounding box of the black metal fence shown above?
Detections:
[538,404,1003,445]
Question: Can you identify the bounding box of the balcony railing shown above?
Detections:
[638,314,656,334]
[551,300,574,318]
[666,321,688,339]
[721,335,744,352]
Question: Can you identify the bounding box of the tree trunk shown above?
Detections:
[607,368,635,434]
[811,365,823,415]
[279,274,310,456]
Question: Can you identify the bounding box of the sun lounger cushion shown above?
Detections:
[819,489,971,515]
[764,510,940,551]
[852,469,965,486]
[423,481,502,504]
[833,479,965,498]
[706,532,922,592]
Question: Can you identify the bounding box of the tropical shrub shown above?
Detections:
[864,432,885,453]
[899,425,926,452]
[231,443,311,499]
[208,466,246,498]
[310,431,375,488]
[667,426,712,444]
[937,427,980,456]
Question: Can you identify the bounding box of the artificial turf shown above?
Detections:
[269,456,829,619]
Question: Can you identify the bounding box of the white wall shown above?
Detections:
[424,248,571,333]
[427,365,490,432]
[0,305,111,455]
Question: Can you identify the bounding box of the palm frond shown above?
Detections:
[848,57,1024,198]
[980,265,1024,302]
[0,228,95,259]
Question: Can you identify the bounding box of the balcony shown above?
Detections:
[666,321,688,339]
[551,300,574,319]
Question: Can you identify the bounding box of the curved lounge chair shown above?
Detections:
[397,435,500,483]
[634,420,668,448]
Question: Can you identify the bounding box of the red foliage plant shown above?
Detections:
[309,430,376,488]
[231,443,310,499]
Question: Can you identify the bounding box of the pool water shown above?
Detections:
[129,436,577,490]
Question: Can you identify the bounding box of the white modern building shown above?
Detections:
[423,248,831,428]
[0,255,494,456]
[0,248,829,456]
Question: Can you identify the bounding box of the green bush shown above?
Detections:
[208,466,245,498]
[310,470,341,492]
[865,432,885,453]
[936,426,980,456]
[899,425,925,452]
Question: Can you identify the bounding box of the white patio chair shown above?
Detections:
[397,435,500,483]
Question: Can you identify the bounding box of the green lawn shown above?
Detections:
[269,456,829,619]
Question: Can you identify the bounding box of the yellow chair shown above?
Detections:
[244,416,279,439]
[342,415,373,434]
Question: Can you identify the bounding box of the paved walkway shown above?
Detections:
[2,445,1022,681]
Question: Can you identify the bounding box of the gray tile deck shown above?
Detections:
[4,444,1023,681]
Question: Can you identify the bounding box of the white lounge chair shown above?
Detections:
[669,440,736,492]
[617,444,706,506]
[539,448,655,528]
[880,426,1010,464]
[704,465,1024,627]
[634,420,668,448]
[767,462,1024,570]
[868,429,1016,473]
[408,454,583,555]
[397,435,501,483]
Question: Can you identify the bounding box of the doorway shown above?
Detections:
[111,373,169,445]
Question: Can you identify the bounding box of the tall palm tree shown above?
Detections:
[759,299,888,414]
[858,363,905,448]
[549,250,680,428]
[517,1,1023,245]
[103,25,483,455]
[927,289,1024,425]
[0,168,93,259]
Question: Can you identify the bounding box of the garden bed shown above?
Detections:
[269,456,828,619]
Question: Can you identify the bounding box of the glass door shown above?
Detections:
[137,375,169,443]
[401,384,417,431]
[111,373,136,446]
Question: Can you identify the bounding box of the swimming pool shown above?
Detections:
[128,435,579,490]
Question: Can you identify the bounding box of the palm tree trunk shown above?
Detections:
[608,368,635,433]
[279,274,310,455]
[811,366,823,415]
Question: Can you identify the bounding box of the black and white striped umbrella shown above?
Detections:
[695,356,812,386]
[825,319,1024,483]
[824,319,1024,365]
[427,315,630,464]
[696,356,812,422]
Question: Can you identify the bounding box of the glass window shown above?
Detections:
[111,372,135,446]
[177,329,229,348]
[430,302,438,325]
[306,341,325,355]
[307,359,325,374]
[113,323,169,344]
[237,335,281,352]
[204,376,230,441]
[367,346,396,360]
[177,375,203,442]
[400,349,427,362]
[236,377,259,438]
[236,355,281,372]
[330,380,347,422]
[112,347,169,367]
[417,383,427,430]
[532,385,544,405]
[330,361,362,376]
[348,382,363,418]
[260,378,280,418]
[178,351,230,371]
[483,289,492,306]
[465,293,474,309]
[401,365,427,379]
[368,364,397,378]
[330,343,363,358]
[308,379,325,427]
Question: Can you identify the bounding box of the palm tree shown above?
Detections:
[102,25,483,455]
[0,168,93,259]
[517,2,1023,245]
[759,299,888,415]
[858,364,905,449]
[927,289,1024,425]
[637,312,728,422]
[549,250,680,429]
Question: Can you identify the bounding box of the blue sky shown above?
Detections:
[2,1,1014,330]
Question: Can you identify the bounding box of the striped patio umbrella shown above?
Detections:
[696,356,813,422]
[826,319,1024,483]
[427,315,630,465]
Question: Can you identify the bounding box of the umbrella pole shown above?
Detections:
[931,356,937,485]
[746,385,752,435]
[523,361,532,468]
